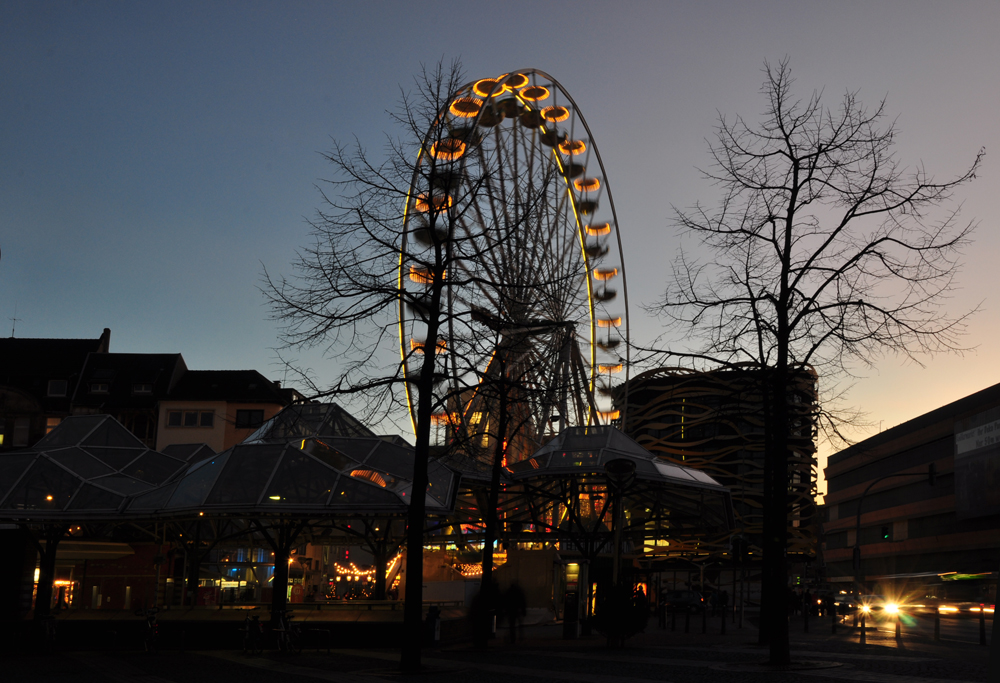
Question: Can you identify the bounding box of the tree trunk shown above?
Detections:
[373,546,387,601]
[765,365,791,664]
[400,272,442,672]
[33,529,63,620]
[475,368,509,648]
[271,543,290,618]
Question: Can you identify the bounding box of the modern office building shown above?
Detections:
[822,381,1000,600]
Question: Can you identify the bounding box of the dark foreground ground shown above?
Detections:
[2,615,994,683]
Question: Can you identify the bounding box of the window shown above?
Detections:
[235,409,264,429]
[90,383,109,394]
[168,410,214,428]
[46,417,62,434]
[133,383,153,394]
[13,417,30,447]
[47,380,68,397]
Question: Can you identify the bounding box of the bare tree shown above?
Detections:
[654,58,982,664]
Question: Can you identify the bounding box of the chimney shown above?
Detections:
[98,328,111,353]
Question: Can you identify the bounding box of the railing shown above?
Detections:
[165,599,465,612]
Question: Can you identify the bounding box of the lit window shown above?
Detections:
[46,417,61,434]
[47,380,68,397]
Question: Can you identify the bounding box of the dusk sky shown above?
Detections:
[3,1,998,493]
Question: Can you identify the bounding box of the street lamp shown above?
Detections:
[852,463,936,643]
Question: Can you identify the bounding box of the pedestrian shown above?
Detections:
[504,581,527,643]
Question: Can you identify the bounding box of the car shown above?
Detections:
[661,590,704,613]
[831,591,859,616]
[858,594,902,622]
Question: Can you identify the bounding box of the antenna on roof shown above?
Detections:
[9,302,21,338]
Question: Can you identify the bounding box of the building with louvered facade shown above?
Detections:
[615,365,819,562]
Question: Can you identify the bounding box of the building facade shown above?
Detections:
[617,365,819,559]
[822,382,1000,596]
[0,329,111,449]
[0,329,302,452]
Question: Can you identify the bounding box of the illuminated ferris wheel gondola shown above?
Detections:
[398,69,629,462]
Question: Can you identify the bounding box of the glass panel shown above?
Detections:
[261,404,329,441]
[0,453,37,502]
[319,407,377,438]
[322,438,376,464]
[331,476,404,508]
[122,452,187,484]
[128,483,176,510]
[83,419,146,448]
[206,445,282,505]
[83,447,145,470]
[263,451,339,505]
[347,467,401,491]
[426,462,453,504]
[608,427,643,453]
[2,459,81,510]
[653,461,696,481]
[68,483,124,510]
[89,475,156,496]
[301,439,358,471]
[561,426,610,451]
[46,447,115,479]
[685,468,721,485]
[549,450,601,468]
[33,415,105,449]
[242,415,278,444]
[364,442,416,478]
[629,459,659,478]
[160,444,217,462]
[166,452,231,508]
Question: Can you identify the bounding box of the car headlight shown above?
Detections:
[885,603,899,614]
[861,605,871,613]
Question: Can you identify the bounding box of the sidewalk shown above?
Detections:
[4,612,992,683]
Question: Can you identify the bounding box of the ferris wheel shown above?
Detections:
[398,69,629,461]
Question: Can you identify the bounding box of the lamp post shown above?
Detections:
[852,464,936,642]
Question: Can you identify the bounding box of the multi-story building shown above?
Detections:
[0,328,111,449]
[0,329,302,451]
[616,365,819,559]
[822,382,1000,597]
[156,370,303,452]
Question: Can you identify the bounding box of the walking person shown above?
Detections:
[504,581,527,643]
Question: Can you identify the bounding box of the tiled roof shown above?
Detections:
[165,370,288,403]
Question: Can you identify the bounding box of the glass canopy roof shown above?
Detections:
[0,408,456,521]
[0,415,193,517]
[506,425,729,490]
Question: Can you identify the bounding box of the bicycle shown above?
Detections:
[142,608,159,653]
[241,614,264,655]
[273,610,302,654]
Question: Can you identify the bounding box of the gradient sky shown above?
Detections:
[2,1,998,493]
